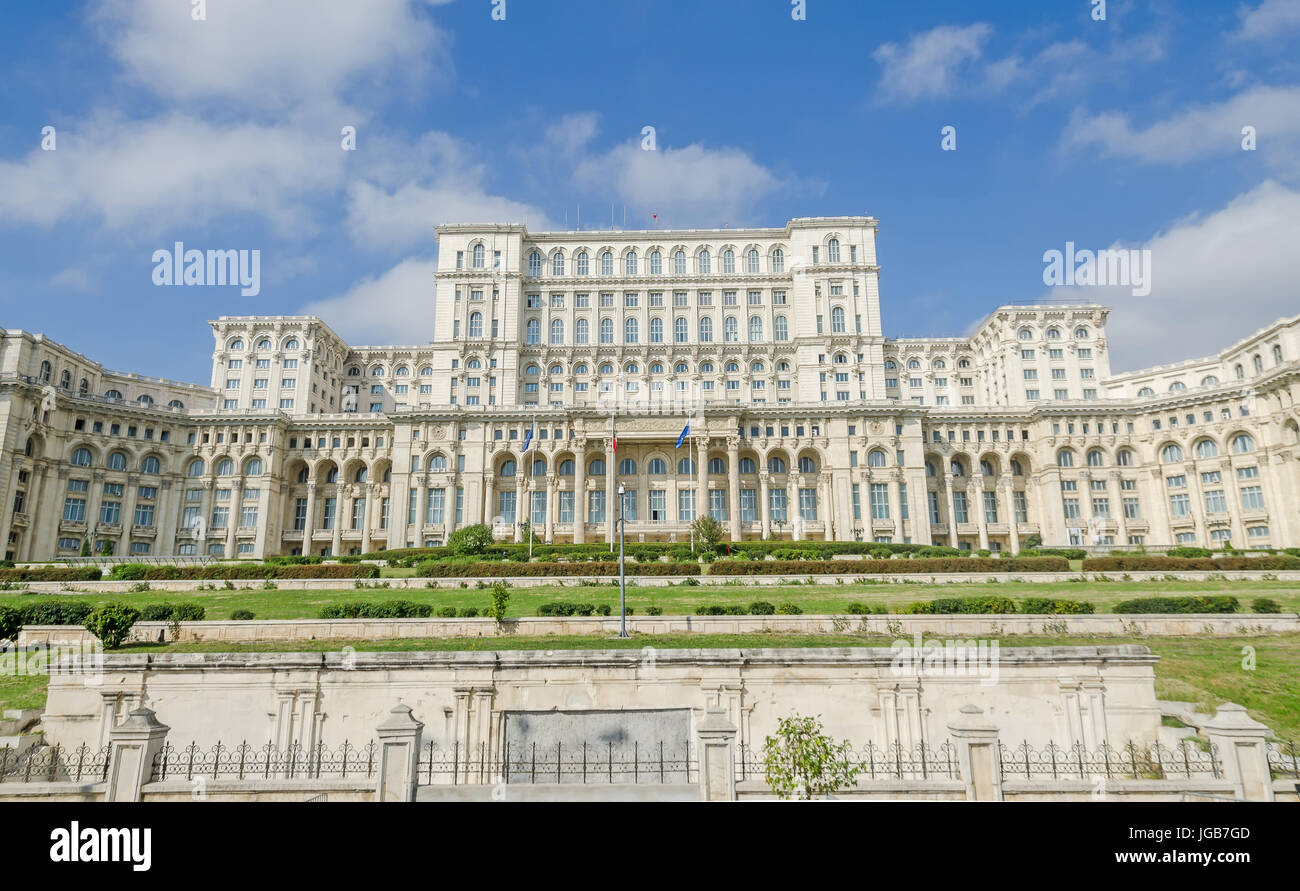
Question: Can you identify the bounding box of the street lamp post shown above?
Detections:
[618,483,627,638]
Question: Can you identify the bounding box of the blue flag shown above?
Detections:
[522,423,534,453]
[675,423,689,449]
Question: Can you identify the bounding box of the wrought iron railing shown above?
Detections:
[1267,740,1300,779]
[0,743,110,784]
[417,740,698,785]
[150,740,378,782]
[999,739,1221,780]
[736,739,961,782]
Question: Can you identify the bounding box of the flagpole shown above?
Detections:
[609,406,615,554]
[528,412,535,558]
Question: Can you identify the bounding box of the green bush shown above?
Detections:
[436,606,458,618]
[230,610,256,621]
[1018,598,1095,614]
[14,600,95,626]
[901,596,1017,615]
[446,524,496,556]
[749,601,776,615]
[1251,598,1282,614]
[139,603,206,622]
[318,600,434,619]
[108,562,379,581]
[645,605,663,616]
[0,604,21,642]
[775,602,803,615]
[84,602,140,649]
[1168,546,1213,559]
[1082,556,1300,572]
[1113,596,1239,614]
[415,560,699,578]
[0,566,102,582]
[707,557,1067,575]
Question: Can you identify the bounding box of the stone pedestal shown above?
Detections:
[376,704,424,802]
[947,704,1002,801]
[696,708,737,801]
[1202,703,1274,802]
[105,707,170,802]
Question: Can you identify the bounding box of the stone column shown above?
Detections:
[787,476,799,541]
[414,474,427,546]
[86,471,105,552]
[119,472,141,557]
[1003,477,1020,553]
[727,436,741,541]
[972,473,989,550]
[1109,471,1126,547]
[376,704,424,803]
[105,707,170,803]
[696,435,708,533]
[330,487,343,558]
[514,476,525,543]
[545,472,556,543]
[1201,703,1275,802]
[483,474,495,527]
[606,438,616,545]
[361,482,376,554]
[891,472,905,542]
[1146,466,1171,547]
[573,441,586,544]
[947,704,1003,802]
[224,479,242,558]
[942,472,958,547]
[696,708,737,801]
[821,471,835,540]
[758,471,771,539]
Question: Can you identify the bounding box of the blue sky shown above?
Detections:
[2,0,1299,384]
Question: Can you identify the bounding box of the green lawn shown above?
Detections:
[3,577,1296,621]
[6,631,1298,739]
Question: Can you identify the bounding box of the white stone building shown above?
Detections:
[2,216,1298,560]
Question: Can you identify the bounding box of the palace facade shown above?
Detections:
[3,216,1299,561]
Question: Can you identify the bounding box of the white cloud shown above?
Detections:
[0,113,345,233]
[1042,181,1300,371]
[50,266,92,291]
[299,257,437,345]
[91,0,446,109]
[1234,0,1300,41]
[1060,85,1300,169]
[873,24,993,102]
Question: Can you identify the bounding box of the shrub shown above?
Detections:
[139,603,206,622]
[1168,546,1213,559]
[901,596,1017,615]
[84,603,140,649]
[1251,598,1282,614]
[16,600,94,626]
[447,524,496,556]
[775,602,803,615]
[488,581,510,625]
[845,602,887,614]
[1018,598,1095,615]
[436,606,458,618]
[109,563,379,581]
[318,600,434,619]
[1082,556,1300,572]
[230,610,256,621]
[749,601,776,615]
[0,604,21,642]
[645,605,663,616]
[1113,596,1239,614]
[707,557,1067,575]
[0,566,102,582]
[459,607,479,618]
[415,560,699,578]
[695,605,725,616]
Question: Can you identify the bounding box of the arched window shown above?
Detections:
[648,458,667,475]
[618,458,637,475]
[187,458,205,477]
[675,317,689,343]
[167,399,183,409]
[674,250,686,275]
[867,450,887,467]
[1137,387,1154,397]
[1169,381,1186,392]
[141,456,161,474]
[624,252,637,275]
[1253,354,1263,374]
[524,364,540,377]
[697,250,711,275]
[907,359,920,370]
[599,363,614,375]
[675,362,689,374]
[469,312,483,338]
[724,317,738,342]
[1235,364,1244,379]
[532,459,547,477]
[770,248,784,273]
[650,363,664,374]
[551,319,564,345]
[216,459,235,476]
[798,456,817,473]
[284,338,299,350]
[525,319,541,345]
[1160,444,1184,463]
[467,358,482,370]
[624,363,639,375]
[79,379,89,395]
[472,244,486,268]
[559,459,575,476]
[1231,434,1256,454]
[831,307,845,333]
[107,452,128,471]
[774,316,788,341]
[722,249,735,273]
[1046,328,1061,340]
[549,364,563,376]
[708,457,726,474]
[746,249,760,273]
[698,317,712,343]
[552,252,565,276]
[950,460,965,477]
[395,366,410,377]
[500,460,516,478]
[325,467,339,483]
[575,251,589,276]
[738,457,756,474]
[136,395,154,406]
[1056,449,1074,468]
[1074,327,1089,339]
[1010,460,1024,476]
[429,454,447,472]
[768,456,787,473]
[245,458,264,476]
[649,250,662,274]
[1273,344,1284,364]
[256,338,272,350]
[833,353,848,365]
[925,461,936,478]
[71,447,93,467]
[678,457,696,475]
[600,251,613,276]
[624,317,639,343]
[600,318,614,344]
[748,316,763,342]
[588,458,606,475]
[1087,449,1104,467]
[297,467,310,484]
[1017,328,1033,341]
[649,317,664,343]
[827,238,841,263]
[528,251,542,276]
[1194,439,1218,459]
[59,369,71,389]
[1201,375,1219,387]
[1116,449,1134,466]
[576,318,589,344]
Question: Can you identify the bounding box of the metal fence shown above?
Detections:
[999,739,1221,780]
[0,743,110,784]
[736,739,961,782]
[1267,740,1300,779]
[417,740,698,785]
[151,740,378,782]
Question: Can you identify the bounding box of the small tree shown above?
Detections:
[447,523,495,556]
[84,603,140,650]
[0,604,21,644]
[1022,533,1042,551]
[79,538,91,557]
[761,713,862,800]
[692,515,724,553]
[488,580,511,626]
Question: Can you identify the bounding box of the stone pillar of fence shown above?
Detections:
[376,704,424,802]
[947,704,1002,801]
[104,707,170,802]
[696,707,737,801]
[1201,703,1274,802]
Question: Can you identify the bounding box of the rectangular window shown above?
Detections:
[1062,498,1080,520]
[1240,486,1265,511]
[558,491,574,524]
[983,491,999,524]
[621,490,638,522]
[210,506,229,529]
[428,488,446,524]
[928,491,940,524]
[530,490,547,526]
[1168,493,1191,517]
[708,489,727,522]
[498,491,516,524]
[350,497,367,530]
[588,491,605,524]
[322,498,336,530]
[1013,490,1028,524]
[739,489,757,523]
[239,505,258,527]
[953,491,969,524]
[649,489,667,523]
[99,501,121,524]
[133,503,155,527]
[769,489,788,524]
[1122,497,1141,519]
[1091,497,1110,518]
[1204,489,1227,514]
[62,498,86,523]
[677,489,696,523]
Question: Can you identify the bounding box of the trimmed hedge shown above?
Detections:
[1018,598,1095,615]
[319,600,434,619]
[107,562,379,581]
[901,596,1018,615]
[414,560,700,577]
[371,540,957,564]
[0,567,102,582]
[1017,548,1087,560]
[537,601,633,617]
[1113,596,1239,614]
[8,600,95,626]
[707,556,1068,575]
[138,603,206,622]
[1081,556,1300,572]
